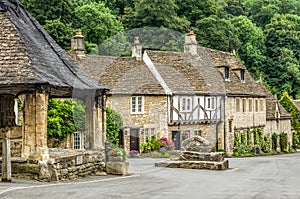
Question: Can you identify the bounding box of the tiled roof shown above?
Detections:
[203,48,266,97]
[293,100,300,111]
[0,1,107,97]
[80,56,165,95]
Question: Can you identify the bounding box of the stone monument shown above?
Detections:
[155,136,229,170]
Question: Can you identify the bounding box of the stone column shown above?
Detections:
[1,138,12,182]
[97,95,106,150]
[85,97,93,150]
[22,91,49,161]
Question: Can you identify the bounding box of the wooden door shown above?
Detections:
[172,131,181,150]
[118,129,124,148]
[130,128,140,151]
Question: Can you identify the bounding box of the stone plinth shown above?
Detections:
[106,161,129,175]
[155,160,229,170]
[172,151,225,162]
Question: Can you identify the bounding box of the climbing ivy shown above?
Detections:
[47,99,85,146]
[106,107,123,146]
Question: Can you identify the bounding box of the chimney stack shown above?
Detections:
[184,29,197,56]
[132,37,142,60]
[71,29,85,58]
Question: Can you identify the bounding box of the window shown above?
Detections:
[240,69,245,82]
[180,97,192,112]
[74,131,85,149]
[151,128,155,138]
[249,99,253,112]
[255,100,259,112]
[236,98,240,112]
[260,99,264,112]
[225,66,230,80]
[194,130,202,137]
[131,96,144,113]
[228,120,233,133]
[206,97,216,110]
[145,128,150,142]
[145,128,156,141]
[242,98,246,112]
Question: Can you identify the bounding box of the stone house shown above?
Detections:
[0,0,108,181]
[72,30,292,156]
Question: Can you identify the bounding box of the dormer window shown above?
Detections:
[225,66,230,80]
[240,69,245,82]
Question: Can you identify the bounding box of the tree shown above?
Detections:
[74,2,123,45]
[175,0,218,26]
[106,107,123,146]
[124,0,190,32]
[43,18,74,50]
[230,16,266,78]
[195,15,240,52]
[279,92,300,132]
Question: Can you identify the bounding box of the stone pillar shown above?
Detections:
[85,97,93,150]
[97,95,106,150]
[1,138,12,182]
[22,91,49,161]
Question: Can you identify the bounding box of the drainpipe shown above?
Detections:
[223,96,227,153]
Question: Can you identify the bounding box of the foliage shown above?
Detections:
[106,107,123,146]
[74,2,123,45]
[292,131,300,149]
[47,99,84,146]
[279,133,288,152]
[279,92,300,132]
[195,15,240,52]
[140,136,162,152]
[43,18,74,50]
[124,0,190,32]
[272,133,278,151]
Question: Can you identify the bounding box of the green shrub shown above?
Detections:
[106,107,123,146]
[141,136,162,152]
[272,133,278,151]
[279,133,288,152]
[261,134,271,154]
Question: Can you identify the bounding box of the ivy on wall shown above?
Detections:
[106,107,123,146]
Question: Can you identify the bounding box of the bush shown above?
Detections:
[292,131,300,149]
[272,133,278,151]
[160,136,175,151]
[261,134,271,154]
[279,133,288,152]
[140,136,162,152]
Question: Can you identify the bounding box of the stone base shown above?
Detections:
[155,160,229,170]
[106,161,129,175]
[0,149,106,181]
[172,151,226,162]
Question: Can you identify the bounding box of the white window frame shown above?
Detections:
[180,97,192,112]
[73,131,85,150]
[131,96,144,114]
[205,97,216,110]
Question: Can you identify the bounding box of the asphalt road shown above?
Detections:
[1,153,300,199]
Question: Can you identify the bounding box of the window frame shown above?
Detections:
[236,98,240,112]
[240,69,245,82]
[224,66,230,80]
[131,96,144,114]
[205,97,216,110]
[180,97,192,112]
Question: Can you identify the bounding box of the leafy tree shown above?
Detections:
[74,2,123,45]
[175,0,218,26]
[124,0,190,32]
[43,18,74,50]
[279,92,300,132]
[230,16,266,78]
[195,15,240,52]
[106,107,123,146]
[243,0,281,28]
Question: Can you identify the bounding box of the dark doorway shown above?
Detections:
[118,129,124,148]
[172,131,181,150]
[130,128,140,151]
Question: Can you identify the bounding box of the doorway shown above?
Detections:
[130,128,140,151]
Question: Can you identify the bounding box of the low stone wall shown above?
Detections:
[0,149,106,181]
[155,160,229,170]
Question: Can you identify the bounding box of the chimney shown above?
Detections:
[184,29,197,55]
[132,37,142,60]
[71,29,85,57]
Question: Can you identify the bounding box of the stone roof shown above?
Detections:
[203,48,266,97]
[293,100,300,111]
[0,1,107,97]
[79,55,165,95]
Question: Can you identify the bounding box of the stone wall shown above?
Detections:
[0,149,105,181]
[0,126,22,157]
[265,119,292,143]
[225,96,266,155]
[107,95,168,151]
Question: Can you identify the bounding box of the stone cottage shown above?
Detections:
[0,0,108,181]
[72,30,292,156]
